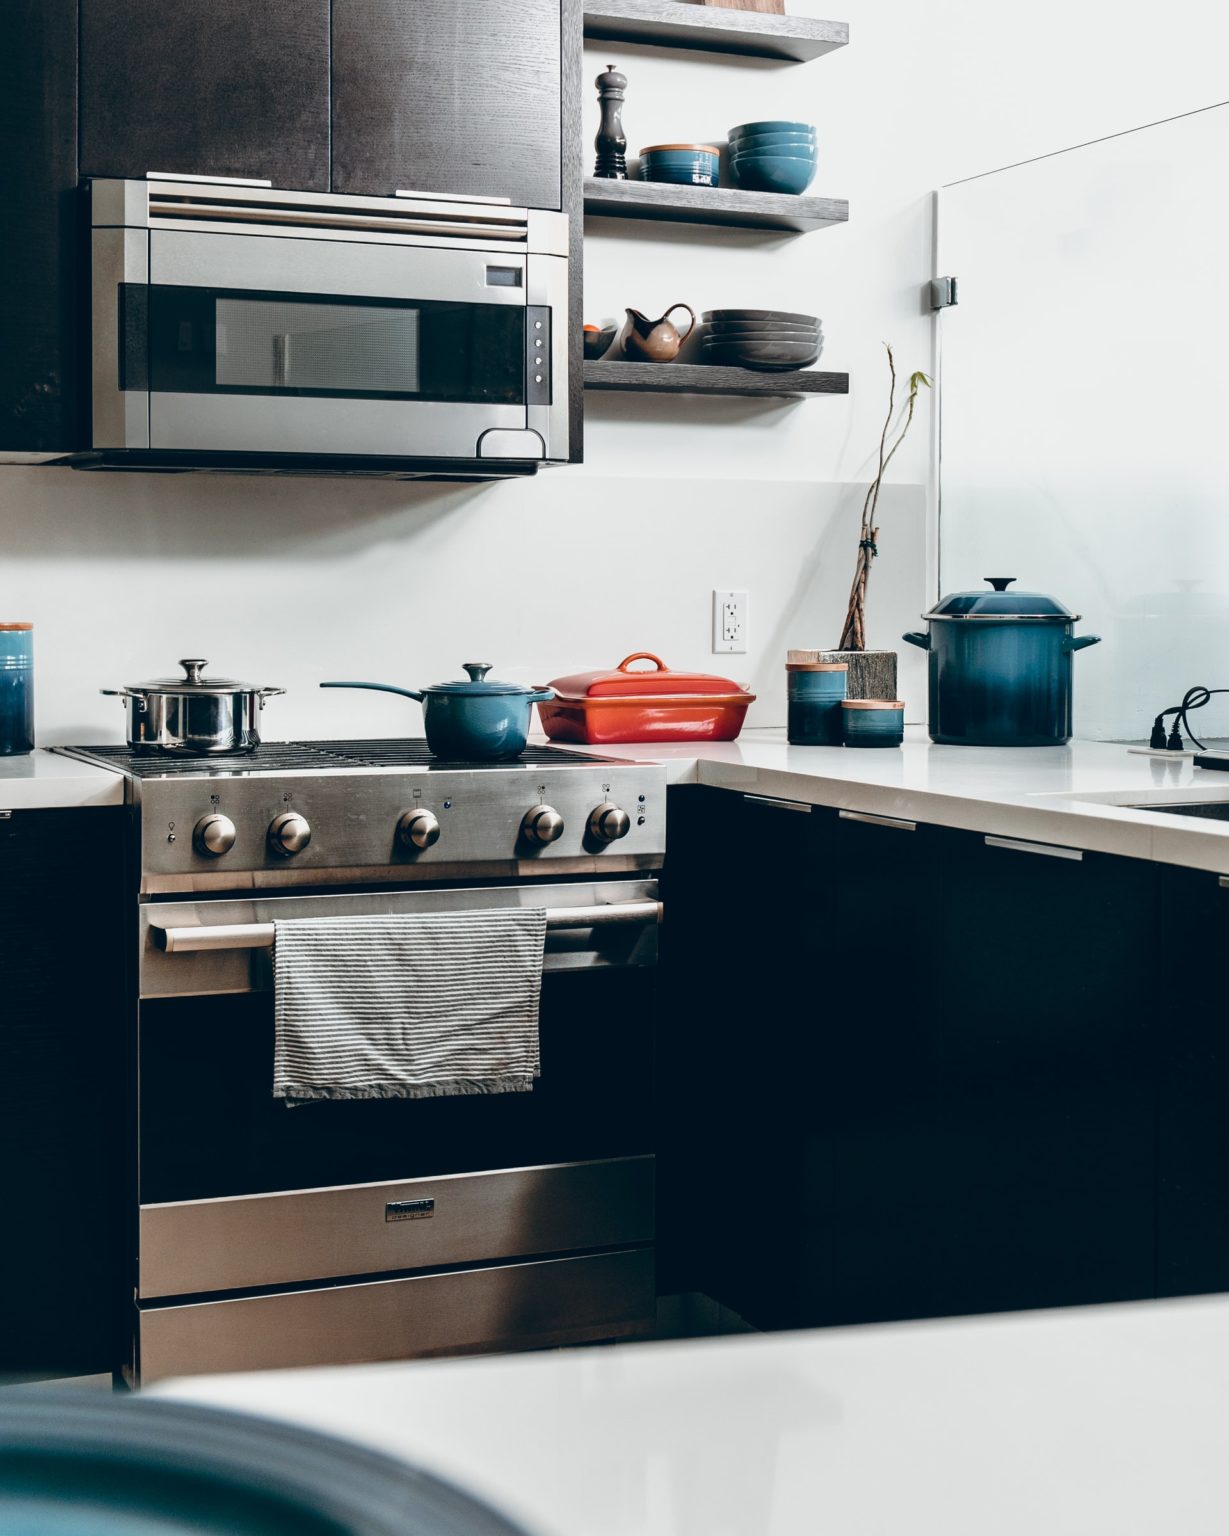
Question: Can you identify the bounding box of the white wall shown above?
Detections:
[2,1,950,745]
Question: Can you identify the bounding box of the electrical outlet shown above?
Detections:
[712,590,749,654]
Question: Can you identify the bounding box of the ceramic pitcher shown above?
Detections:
[617,303,697,362]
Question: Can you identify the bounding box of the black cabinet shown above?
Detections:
[0,0,80,453]
[331,0,565,209]
[659,786,831,1328]
[79,0,331,190]
[0,807,128,1379]
[932,831,1157,1315]
[1157,864,1229,1298]
[801,809,946,1326]
[663,789,1163,1330]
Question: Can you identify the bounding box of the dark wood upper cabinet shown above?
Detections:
[332,0,564,209]
[79,0,331,190]
[0,0,80,453]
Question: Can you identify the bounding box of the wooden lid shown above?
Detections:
[0,622,33,631]
[841,699,904,709]
[786,661,847,672]
[640,143,721,154]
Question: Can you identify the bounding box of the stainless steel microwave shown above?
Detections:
[87,177,570,477]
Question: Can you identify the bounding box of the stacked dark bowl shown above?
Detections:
[701,309,823,372]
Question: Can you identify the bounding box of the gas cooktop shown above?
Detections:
[57,740,614,778]
[54,740,665,894]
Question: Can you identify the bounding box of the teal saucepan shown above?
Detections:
[322,662,553,760]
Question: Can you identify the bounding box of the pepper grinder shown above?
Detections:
[593,64,628,179]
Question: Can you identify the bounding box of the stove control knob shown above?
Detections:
[193,813,236,857]
[398,809,441,850]
[268,811,312,857]
[588,802,631,844]
[522,804,565,845]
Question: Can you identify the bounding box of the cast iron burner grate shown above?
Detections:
[57,740,613,778]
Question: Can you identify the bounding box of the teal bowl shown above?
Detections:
[730,155,817,195]
[730,137,818,158]
[729,120,816,137]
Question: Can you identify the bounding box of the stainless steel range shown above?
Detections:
[55,740,666,1385]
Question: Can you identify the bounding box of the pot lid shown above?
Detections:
[129,658,266,693]
[422,662,543,698]
[548,652,752,699]
[924,577,1078,621]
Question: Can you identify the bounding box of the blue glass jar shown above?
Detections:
[0,623,33,755]
[787,662,847,745]
[841,698,904,748]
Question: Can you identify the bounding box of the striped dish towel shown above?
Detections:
[272,908,547,1106]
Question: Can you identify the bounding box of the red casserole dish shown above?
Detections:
[538,652,756,744]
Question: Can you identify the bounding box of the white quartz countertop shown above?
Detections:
[583,727,1229,874]
[11,730,1229,873]
[156,1293,1229,1536]
[0,749,124,810]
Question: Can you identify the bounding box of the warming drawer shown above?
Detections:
[138,1247,655,1383]
[139,1156,655,1298]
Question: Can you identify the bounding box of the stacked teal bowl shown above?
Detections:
[728,120,817,195]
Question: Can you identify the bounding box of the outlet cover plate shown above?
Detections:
[713,589,748,654]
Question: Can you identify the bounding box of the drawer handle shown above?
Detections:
[839,809,916,832]
[984,835,1083,861]
[742,794,811,813]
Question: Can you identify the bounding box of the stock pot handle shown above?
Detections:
[100,688,148,712]
[1064,634,1102,653]
[901,631,931,651]
[320,681,425,702]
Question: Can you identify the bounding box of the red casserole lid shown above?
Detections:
[548,652,751,700]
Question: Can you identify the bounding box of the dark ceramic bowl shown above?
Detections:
[706,321,821,336]
[728,133,817,154]
[703,338,822,370]
[703,308,819,325]
[583,322,618,359]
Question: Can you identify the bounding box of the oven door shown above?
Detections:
[135,880,658,1305]
[93,227,555,460]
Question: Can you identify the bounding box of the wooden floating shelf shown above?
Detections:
[583,0,848,62]
[584,360,849,397]
[583,177,847,233]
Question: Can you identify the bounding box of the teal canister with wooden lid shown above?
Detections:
[0,623,33,755]
[787,661,847,744]
[841,698,905,748]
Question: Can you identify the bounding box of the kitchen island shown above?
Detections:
[156,1292,1229,1535]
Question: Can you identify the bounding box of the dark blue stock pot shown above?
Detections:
[903,578,1101,746]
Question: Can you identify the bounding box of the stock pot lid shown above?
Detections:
[423,662,539,698]
[925,577,1078,622]
[129,659,264,694]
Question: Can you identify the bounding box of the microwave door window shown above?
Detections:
[147,287,525,405]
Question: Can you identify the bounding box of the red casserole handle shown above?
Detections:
[617,652,668,673]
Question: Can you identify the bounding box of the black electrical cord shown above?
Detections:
[1151,686,1229,751]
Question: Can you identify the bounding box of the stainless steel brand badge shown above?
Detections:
[385,1198,435,1222]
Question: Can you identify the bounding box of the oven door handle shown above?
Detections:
[149,901,663,954]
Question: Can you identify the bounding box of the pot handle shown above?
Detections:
[527,688,556,704]
[319,681,425,702]
[100,687,149,712]
[618,652,668,673]
[257,687,286,709]
[902,631,931,651]
[1063,634,1102,653]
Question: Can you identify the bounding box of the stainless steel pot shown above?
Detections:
[101,659,284,753]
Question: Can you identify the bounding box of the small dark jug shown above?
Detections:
[616,303,696,362]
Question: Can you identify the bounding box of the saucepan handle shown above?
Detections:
[901,631,931,651]
[1063,634,1102,654]
[528,689,556,703]
[320,681,425,702]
